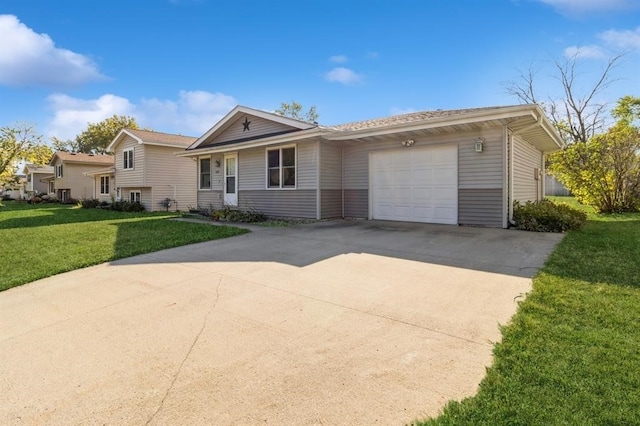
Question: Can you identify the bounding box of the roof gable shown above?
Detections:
[188,105,317,150]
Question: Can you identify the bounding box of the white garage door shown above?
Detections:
[371,144,458,224]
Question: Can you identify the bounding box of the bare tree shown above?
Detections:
[505,52,625,143]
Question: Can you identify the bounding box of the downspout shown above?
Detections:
[502,126,509,229]
[341,143,345,219]
[509,132,515,225]
[316,140,321,220]
[541,153,546,201]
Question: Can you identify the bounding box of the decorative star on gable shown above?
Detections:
[242,117,251,132]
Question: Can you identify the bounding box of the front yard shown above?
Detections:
[0,202,248,291]
[417,197,640,424]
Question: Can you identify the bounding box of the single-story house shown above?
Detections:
[22,164,55,196]
[180,104,564,228]
[48,152,115,202]
[106,128,197,212]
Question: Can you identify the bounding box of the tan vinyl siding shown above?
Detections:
[458,189,503,227]
[513,135,543,202]
[239,190,317,218]
[143,145,196,211]
[238,142,317,190]
[212,116,298,145]
[115,136,144,187]
[51,159,107,200]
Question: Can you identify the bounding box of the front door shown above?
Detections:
[224,153,238,206]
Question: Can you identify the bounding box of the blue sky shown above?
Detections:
[1,0,639,141]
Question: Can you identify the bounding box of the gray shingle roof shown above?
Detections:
[329,106,516,131]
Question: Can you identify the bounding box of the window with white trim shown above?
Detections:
[199,158,211,189]
[123,148,134,170]
[267,146,296,189]
[100,176,110,195]
[56,164,63,178]
[130,191,141,203]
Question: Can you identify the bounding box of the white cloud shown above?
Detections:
[0,14,105,87]
[536,0,638,16]
[46,94,134,140]
[324,67,363,85]
[140,90,236,134]
[329,55,348,63]
[45,90,237,140]
[564,45,606,59]
[599,27,640,51]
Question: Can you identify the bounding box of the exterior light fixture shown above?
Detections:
[475,138,484,153]
[401,139,415,147]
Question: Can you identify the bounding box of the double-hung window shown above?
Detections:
[199,158,211,189]
[267,146,296,189]
[100,176,110,195]
[56,164,63,178]
[130,191,141,203]
[123,148,134,170]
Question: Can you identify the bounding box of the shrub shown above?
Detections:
[78,198,101,209]
[212,206,266,223]
[513,199,587,233]
[111,201,145,212]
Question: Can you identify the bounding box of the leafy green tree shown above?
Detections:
[0,124,52,184]
[55,115,139,154]
[549,96,640,213]
[274,101,319,123]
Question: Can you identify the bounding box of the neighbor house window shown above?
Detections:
[199,158,211,189]
[100,176,110,195]
[267,146,296,189]
[56,164,63,178]
[123,148,134,170]
[130,191,141,203]
[49,181,55,193]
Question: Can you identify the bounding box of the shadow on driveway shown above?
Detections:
[113,219,565,278]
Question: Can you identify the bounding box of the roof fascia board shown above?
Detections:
[326,106,540,141]
[180,128,325,156]
[107,129,143,152]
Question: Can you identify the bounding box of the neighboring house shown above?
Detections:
[106,128,197,212]
[181,104,564,228]
[49,152,115,202]
[1,175,27,200]
[22,163,55,196]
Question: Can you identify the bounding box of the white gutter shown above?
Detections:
[325,107,539,141]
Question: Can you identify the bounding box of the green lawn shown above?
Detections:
[0,202,248,291]
[414,196,640,425]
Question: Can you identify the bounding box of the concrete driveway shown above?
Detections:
[0,220,563,425]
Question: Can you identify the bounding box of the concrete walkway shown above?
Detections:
[0,220,563,425]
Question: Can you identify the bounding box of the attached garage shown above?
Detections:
[370,144,458,224]
[183,104,565,228]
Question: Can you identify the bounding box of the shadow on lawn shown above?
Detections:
[0,204,158,230]
[543,219,640,288]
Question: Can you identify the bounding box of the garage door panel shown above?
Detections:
[371,145,457,225]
